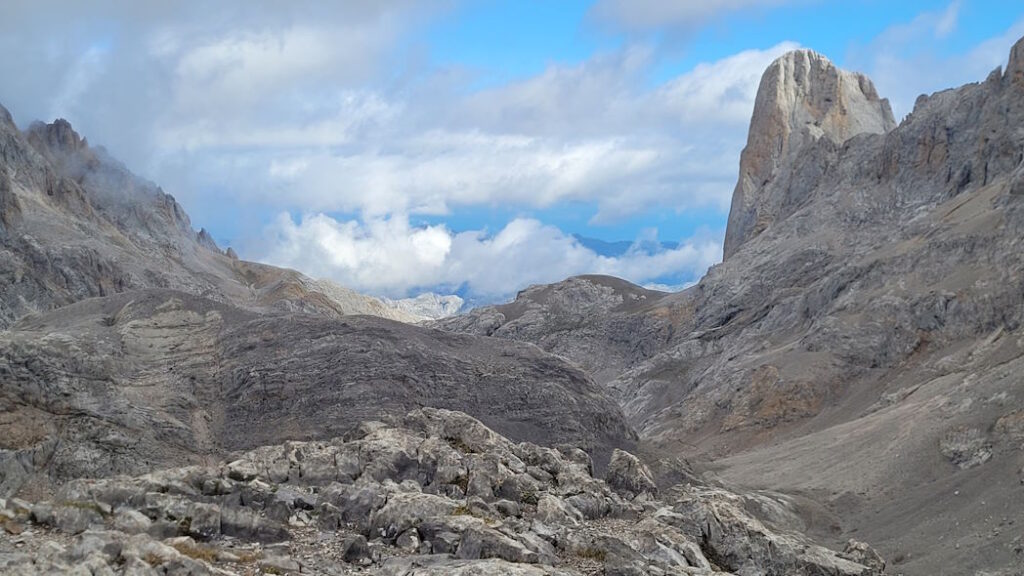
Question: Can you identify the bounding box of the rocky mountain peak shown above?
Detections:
[722,49,896,260]
[1008,35,1024,85]
[26,118,89,157]
[0,103,14,130]
[196,227,220,251]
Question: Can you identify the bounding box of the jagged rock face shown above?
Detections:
[723,50,896,259]
[0,110,421,326]
[0,290,635,497]
[440,40,1024,575]
[0,408,881,575]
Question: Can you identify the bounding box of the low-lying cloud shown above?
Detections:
[258,213,722,299]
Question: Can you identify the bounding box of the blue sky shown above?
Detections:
[1,0,1023,301]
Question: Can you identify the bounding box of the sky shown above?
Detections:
[1,0,1023,302]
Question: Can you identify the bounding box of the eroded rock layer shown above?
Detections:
[0,290,635,499]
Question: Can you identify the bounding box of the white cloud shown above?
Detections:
[49,45,109,120]
[847,9,1024,119]
[258,213,722,299]
[0,1,791,300]
[656,42,800,125]
[0,1,797,224]
[589,0,801,33]
[189,41,799,222]
[934,0,961,39]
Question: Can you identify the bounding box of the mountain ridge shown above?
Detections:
[440,39,1024,575]
[0,110,424,326]
[0,109,639,506]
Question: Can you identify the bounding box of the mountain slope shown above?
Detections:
[0,110,639,502]
[0,289,635,498]
[0,112,418,326]
[440,39,1024,575]
[435,275,674,384]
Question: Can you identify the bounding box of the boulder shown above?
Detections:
[604,449,657,498]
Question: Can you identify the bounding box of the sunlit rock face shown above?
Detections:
[723,49,896,260]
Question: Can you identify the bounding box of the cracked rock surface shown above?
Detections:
[0,409,880,576]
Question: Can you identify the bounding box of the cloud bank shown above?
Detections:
[0,2,802,299]
[3,1,1016,301]
[260,213,722,299]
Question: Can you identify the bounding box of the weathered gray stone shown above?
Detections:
[186,502,221,540]
[604,449,657,498]
[340,534,372,564]
[220,505,288,542]
[113,507,152,535]
[456,525,539,564]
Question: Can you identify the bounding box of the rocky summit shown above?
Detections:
[3,22,1024,576]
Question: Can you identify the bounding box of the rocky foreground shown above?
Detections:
[0,409,883,576]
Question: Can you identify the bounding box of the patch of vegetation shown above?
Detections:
[452,475,470,493]
[58,500,109,517]
[519,489,539,506]
[170,541,219,563]
[450,504,499,525]
[234,550,262,564]
[143,552,165,566]
[575,547,607,562]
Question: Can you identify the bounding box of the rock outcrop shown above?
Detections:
[435,276,672,384]
[0,409,881,575]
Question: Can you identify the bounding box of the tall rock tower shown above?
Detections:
[723,50,896,260]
